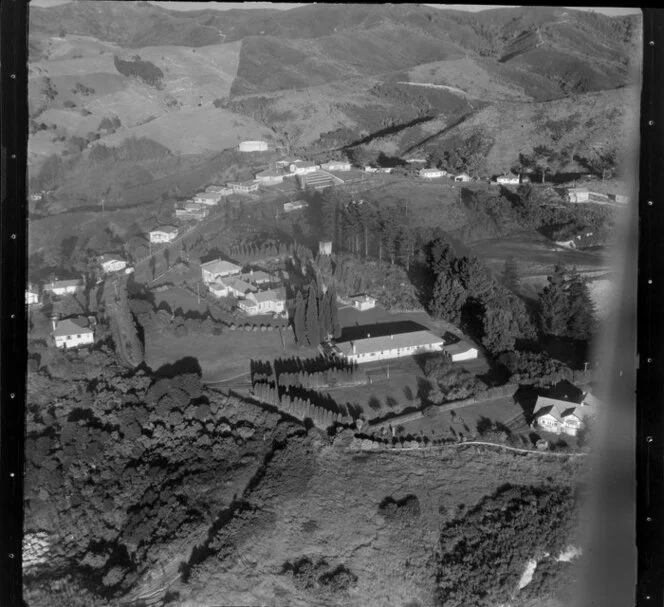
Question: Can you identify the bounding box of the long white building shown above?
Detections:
[329,330,445,364]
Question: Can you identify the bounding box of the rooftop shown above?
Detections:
[533,396,596,424]
[251,287,287,303]
[200,259,242,275]
[151,225,178,234]
[444,339,478,355]
[44,278,84,289]
[334,330,444,357]
[52,317,93,337]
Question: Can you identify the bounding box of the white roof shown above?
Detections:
[533,396,597,423]
[52,318,93,337]
[334,330,443,357]
[250,287,287,303]
[151,226,178,234]
[200,259,242,276]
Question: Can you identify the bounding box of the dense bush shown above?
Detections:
[89,137,171,164]
[113,55,163,88]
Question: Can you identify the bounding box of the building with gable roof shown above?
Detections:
[52,317,94,349]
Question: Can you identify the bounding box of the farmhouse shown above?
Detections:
[454,173,471,182]
[193,192,223,205]
[239,287,287,315]
[298,170,344,190]
[255,168,285,185]
[43,278,85,296]
[289,160,319,175]
[26,285,40,306]
[227,180,259,194]
[420,168,447,179]
[149,226,178,243]
[200,259,242,284]
[496,174,521,185]
[567,187,590,203]
[443,339,479,362]
[532,381,599,436]
[330,330,445,364]
[321,160,352,172]
[349,293,376,311]
[52,317,94,349]
[238,140,268,152]
[98,254,127,274]
[283,200,308,213]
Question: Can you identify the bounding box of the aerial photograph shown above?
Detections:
[23,2,641,606]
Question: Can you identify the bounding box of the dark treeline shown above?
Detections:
[89,137,172,164]
[113,54,164,87]
[292,284,341,347]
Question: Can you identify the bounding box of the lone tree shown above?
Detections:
[566,267,597,340]
[293,291,307,345]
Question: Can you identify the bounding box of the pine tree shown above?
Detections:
[293,291,306,345]
[305,284,320,346]
[538,264,569,337]
[502,256,520,292]
[566,268,597,340]
[318,291,332,340]
[329,287,341,339]
[430,273,467,324]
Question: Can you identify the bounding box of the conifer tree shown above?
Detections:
[293,291,306,345]
[329,287,341,339]
[305,285,321,346]
[566,267,597,340]
[318,291,332,339]
[538,264,569,337]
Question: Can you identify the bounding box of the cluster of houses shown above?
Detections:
[419,168,474,182]
[200,258,287,316]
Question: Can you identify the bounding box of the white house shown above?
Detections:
[405,158,427,164]
[364,166,379,173]
[349,294,376,311]
[193,192,222,205]
[227,180,259,194]
[238,140,268,152]
[284,200,309,213]
[149,226,178,243]
[496,174,521,185]
[43,278,85,296]
[26,285,40,306]
[208,282,230,298]
[175,207,207,221]
[454,173,471,182]
[200,259,243,284]
[238,287,287,316]
[98,254,127,274]
[321,160,352,172]
[224,277,256,298]
[443,340,479,362]
[289,161,319,175]
[255,168,284,185]
[533,396,596,437]
[330,330,445,364]
[567,187,590,203]
[52,317,94,349]
[205,185,234,196]
[420,168,448,179]
[319,240,332,256]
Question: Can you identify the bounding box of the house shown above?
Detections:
[443,339,479,362]
[193,192,222,205]
[378,167,393,174]
[319,240,332,256]
[238,140,268,152]
[321,160,352,172]
[349,293,376,311]
[567,187,590,203]
[238,287,287,316]
[255,168,285,186]
[175,207,207,221]
[205,185,234,196]
[283,200,309,213]
[227,180,259,194]
[329,330,445,364]
[420,168,447,179]
[364,166,379,173]
[149,226,178,243]
[405,158,427,164]
[208,282,230,298]
[532,381,598,436]
[289,160,319,175]
[43,278,85,296]
[298,170,344,191]
[26,285,40,306]
[52,317,94,349]
[454,173,471,182]
[98,254,127,274]
[609,193,630,204]
[496,174,521,185]
[276,158,300,169]
[200,259,243,284]
[239,270,273,286]
[225,277,257,298]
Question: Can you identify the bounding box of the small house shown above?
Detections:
[42,278,85,296]
[330,330,445,364]
[208,282,230,298]
[238,287,287,316]
[205,185,233,196]
[283,200,308,213]
[454,173,471,182]
[238,140,268,152]
[200,259,242,284]
[532,381,598,436]
[420,168,447,179]
[193,192,223,205]
[443,339,479,362]
[149,226,178,243]
[319,240,332,256]
[255,168,285,185]
[98,254,127,274]
[225,277,257,298]
[349,294,376,311]
[239,270,273,286]
[496,174,521,185]
[26,284,40,306]
[321,160,352,172]
[227,180,259,194]
[52,317,94,349]
[289,161,319,175]
[567,187,590,203]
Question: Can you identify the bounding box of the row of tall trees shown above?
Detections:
[293,284,341,347]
